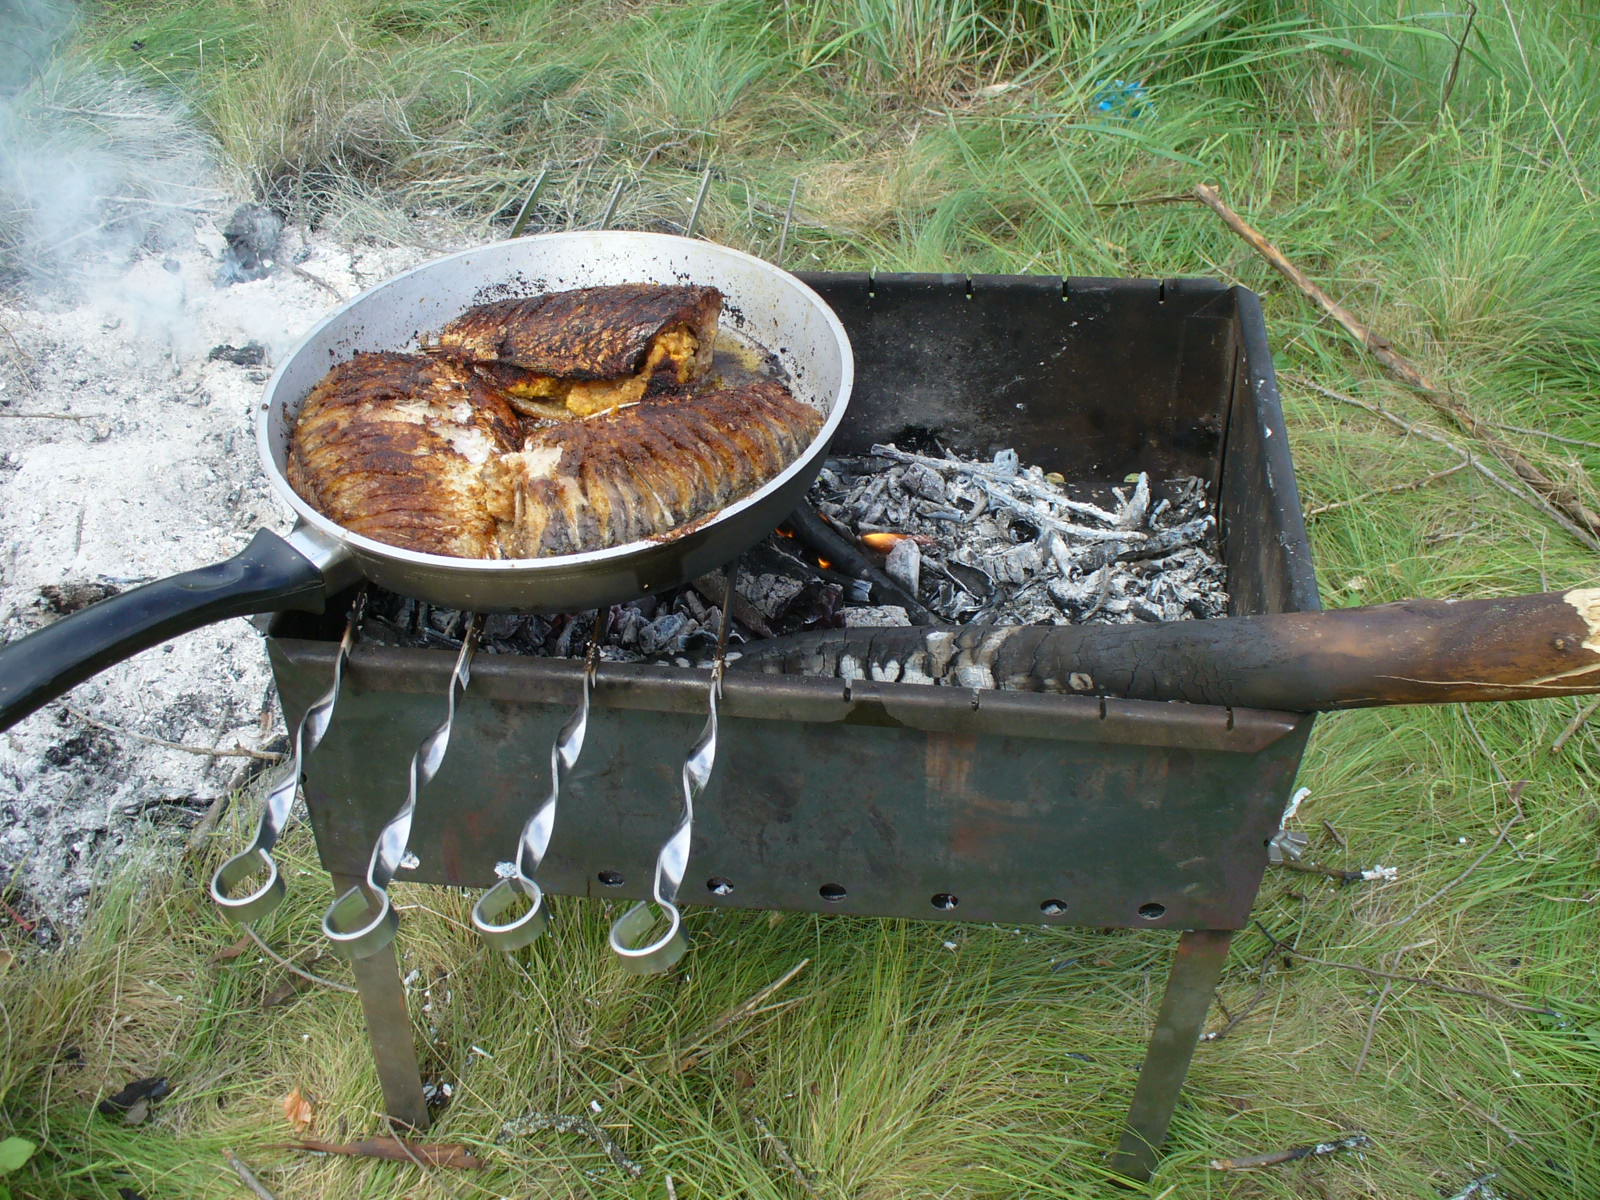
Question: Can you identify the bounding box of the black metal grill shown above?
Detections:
[264,272,1319,1180]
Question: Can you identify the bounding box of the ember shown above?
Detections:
[360,443,1228,662]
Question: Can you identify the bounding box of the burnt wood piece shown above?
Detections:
[784,502,934,624]
[730,589,1600,710]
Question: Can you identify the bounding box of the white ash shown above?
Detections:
[0,208,467,937]
[836,444,1227,626]
[362,445,1228,665]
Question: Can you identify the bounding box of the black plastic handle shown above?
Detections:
[0,529,331,732]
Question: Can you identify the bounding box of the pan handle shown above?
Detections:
[0,527,347,732]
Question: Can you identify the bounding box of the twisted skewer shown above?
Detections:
[471,612,604,951]
[211,587,367,924]
[609,568,736,973]
[323,614,481,959]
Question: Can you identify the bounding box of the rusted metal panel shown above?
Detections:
[274,637,1311,931]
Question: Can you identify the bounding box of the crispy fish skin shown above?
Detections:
[430,284,721,417]
[288,351,523,558]
[487,381,824,558]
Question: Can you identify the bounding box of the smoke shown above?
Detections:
[0,0,221,296]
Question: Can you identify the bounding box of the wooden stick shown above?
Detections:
[1304,461,1467,517]
[224,1150,280,1200]
[1252,923,1555,1015]
[735,589,1600,710]
[747,1112,820,1198]
[62,704,283,761]
[1195,183,1600,545]
[675,958,810,1071]
[1210,1132,1372,1171]
[1551,697,1600,752]
[1286,375,1600,552]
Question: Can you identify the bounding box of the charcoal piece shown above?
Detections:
[98,1076,172,1117]
[37,580,120,614]
[207,342,267,367]
[217,203,283,284]
[638,612,691,656]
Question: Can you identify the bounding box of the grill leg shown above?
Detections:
[1110,928,1232,1182]
[331,873,431,1131]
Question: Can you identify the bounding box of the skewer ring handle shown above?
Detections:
[471,874,550,952]
[322,883,400,959]
[609,900,687,975]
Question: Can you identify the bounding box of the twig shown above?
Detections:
[1439,2,1477,112]
[276,1139,484,1168]
[281,261,344,301]
[1353,942,1431,1076]
[62,704,283,761]
[1252,922,1554,1015]
[239,925,357,995]
[0,315,38,395]
[1210,1132,1372,1170]
[224,1150,280,1200]
[0,411,101,420]
[748,1112,820,1198]
[1321,819,1348,850]
[1286,375,1600,552]
[1091,193,1195,208]
[0,897,36,933]
[1371,780,1527,930]
[1485,419,1600,453]
[499,1112,643,1178]
[1551,697,1600,753]
[1275,858,1366,884]
[1304,461,1467,517]
[1196,183,1600,546]
[1202,950,1275,1042]
[676,958,810,1072]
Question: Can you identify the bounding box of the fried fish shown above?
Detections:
[428,283,722,418]
[485,381,824,558]
[287,351,523,558]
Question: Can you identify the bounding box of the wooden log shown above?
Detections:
[728,590,1600,711]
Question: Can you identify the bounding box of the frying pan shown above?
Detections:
[0,231,855,731]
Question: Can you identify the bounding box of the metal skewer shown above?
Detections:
[471,611,604,951]
[211,586,367,924]
[323,614,481,959]
[608,565,737,974]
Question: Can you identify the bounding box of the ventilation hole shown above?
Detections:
[819,883,847,903]
[931,893,959,910]
[598,870,625,887]
[1040,899,1068,916]
[1138,902,1167,921]
[706,877,734,897]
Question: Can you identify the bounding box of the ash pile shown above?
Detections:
[362,442,1229,663]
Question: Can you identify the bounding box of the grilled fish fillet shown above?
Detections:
[430,283,721,418]
[485,381,824,558]
[287,351,523,558]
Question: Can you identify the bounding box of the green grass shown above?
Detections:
[3,0,1600,1195]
